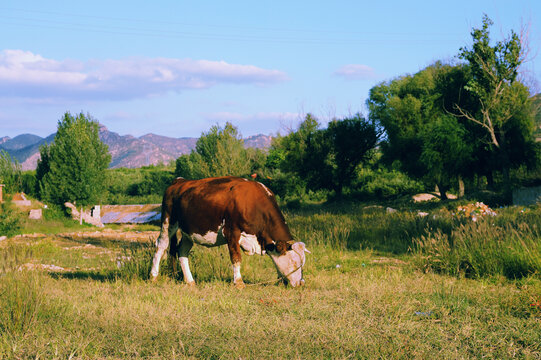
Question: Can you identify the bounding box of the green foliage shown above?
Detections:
[368,63,474,193]
[127,167,175,197]
[175,122,252,179]
[420,115,473,197]
[270,114,379,197]
[37,112,111,206]
[20,171,37,198]
[456,15,537,198]
[0,150,22,194]
[103,166,173,204]
[325,114,380,194]
[355,166,424,199]
[0,200,22,237]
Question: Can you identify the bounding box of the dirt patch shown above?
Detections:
[57,228,158,243]
[19,263,71,272]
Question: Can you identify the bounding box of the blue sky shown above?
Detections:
[1,0,539,139]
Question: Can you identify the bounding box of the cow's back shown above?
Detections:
[162,177,292,252]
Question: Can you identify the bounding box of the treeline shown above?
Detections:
[0,16,540,208]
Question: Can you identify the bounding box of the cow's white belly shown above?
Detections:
[187,229,227,247]
[239,232,263,255]
[185,228,262,255]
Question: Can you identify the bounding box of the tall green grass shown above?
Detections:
[287,203,540,280]
[414,208,541,279]
[286,205,456,254]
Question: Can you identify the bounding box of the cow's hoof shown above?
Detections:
[234,281,246,290]
[150,276,158,283]
[186,281,196,287]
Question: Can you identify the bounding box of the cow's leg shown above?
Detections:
[226,228,245,289]
[150,217,177,279]
[178,235,195,285]
[169,229,180,279]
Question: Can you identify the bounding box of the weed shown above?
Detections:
[0,271,42,356]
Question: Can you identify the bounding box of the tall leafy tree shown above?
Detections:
[420,115,473,198]
[37,112,111,206]
[304,114,379,196]
[456,15,537,195]
[271,113,379,196]
[175,122,251,179]
[327,115,380,194]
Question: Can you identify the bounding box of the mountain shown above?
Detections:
[244,134,273,149]
[0,134,43,150]
[99,125,199,168]
[0,134,55,170]
[2,125,272,170]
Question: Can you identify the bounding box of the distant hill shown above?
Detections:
[1,125,273,170]
[0,134,43,150]
[244,134,273,149]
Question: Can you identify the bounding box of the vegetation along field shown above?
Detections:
[1,203,540,359]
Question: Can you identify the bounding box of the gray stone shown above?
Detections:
[29,209,42,220]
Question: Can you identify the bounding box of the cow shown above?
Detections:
[150,176,310,288]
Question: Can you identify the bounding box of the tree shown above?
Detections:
[0,150,22,194]
[270,113,379,197]
[37,112,111,206]
[326,115,380,195]
[456,15,536,196]
[457,15,524,148]
[420,115,473,199]
[175,122,251,179]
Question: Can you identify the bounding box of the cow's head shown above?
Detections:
[266,241,310,287]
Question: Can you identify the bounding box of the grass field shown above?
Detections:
[1,203,540,359]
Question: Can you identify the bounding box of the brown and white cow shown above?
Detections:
[150,176,310,288]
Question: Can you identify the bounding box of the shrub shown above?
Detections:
[355,167,424,199]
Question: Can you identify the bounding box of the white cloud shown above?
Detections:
[0,50,289,101]
[333,64,377,80]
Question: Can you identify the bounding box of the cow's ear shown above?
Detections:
[265,243,276,252]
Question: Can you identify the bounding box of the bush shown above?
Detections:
[355,167,424,199]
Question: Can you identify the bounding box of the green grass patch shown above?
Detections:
[1,201,540,358]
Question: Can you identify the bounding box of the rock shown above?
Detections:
[386,207,397,213]
[412,193,438,202]
[29,209,42,220]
